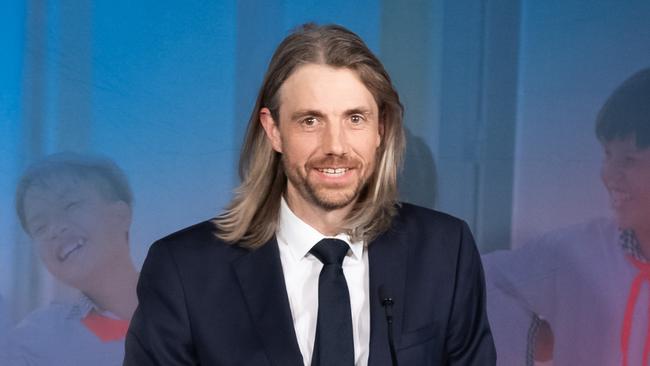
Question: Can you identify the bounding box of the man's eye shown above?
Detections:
[302,117,317,126]
[350,115,365,124]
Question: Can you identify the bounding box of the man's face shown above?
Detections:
[261,64,382,213]
[601,137,650,232]
[23,177,132,291]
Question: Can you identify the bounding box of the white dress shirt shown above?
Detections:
[276,198,370,366]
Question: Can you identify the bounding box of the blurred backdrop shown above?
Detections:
[1,0,650,364]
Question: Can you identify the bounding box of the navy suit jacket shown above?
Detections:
[124,203,495,365]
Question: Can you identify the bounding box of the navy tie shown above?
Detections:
[310,238,355,366]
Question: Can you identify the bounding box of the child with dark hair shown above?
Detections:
[5,153,138,366]
[484,68,650,366]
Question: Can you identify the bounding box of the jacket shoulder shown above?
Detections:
[148,219,248,260]
[158,219,220,245]
[394,202,466,232]
[387,202,474,258]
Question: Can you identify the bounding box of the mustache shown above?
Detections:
[307,156,360,168]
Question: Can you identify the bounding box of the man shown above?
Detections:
[7,153,138,365]
[125,23,495,366]
[483,68,650,366]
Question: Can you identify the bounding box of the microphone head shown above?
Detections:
[378,285,393,306]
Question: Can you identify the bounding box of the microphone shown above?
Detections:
[379,286,399,366]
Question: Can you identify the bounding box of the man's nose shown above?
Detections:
[322,121,347,155]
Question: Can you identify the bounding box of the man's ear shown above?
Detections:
[260,107,283,153]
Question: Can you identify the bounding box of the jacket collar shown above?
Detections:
[232,237,304,366]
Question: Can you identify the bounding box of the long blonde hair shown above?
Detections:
[215,23,405,248]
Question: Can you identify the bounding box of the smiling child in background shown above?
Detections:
[5,153,138,366]
[484,68,650,365]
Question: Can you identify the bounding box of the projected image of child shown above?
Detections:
[484,68,650,366]
[5,153,138,366]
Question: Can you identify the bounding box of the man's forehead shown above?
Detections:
[280,64,366,91]
[277,64,377,114]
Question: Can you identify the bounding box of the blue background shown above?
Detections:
[1,0,649,363]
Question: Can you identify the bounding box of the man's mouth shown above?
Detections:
[316,167,350,177]
[57,238,86,262]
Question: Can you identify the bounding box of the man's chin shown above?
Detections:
[309,189,359,211]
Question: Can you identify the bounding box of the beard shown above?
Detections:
[282,154,372,211]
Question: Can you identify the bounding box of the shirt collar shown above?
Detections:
[69,293,121,320]
[277,197,364,261]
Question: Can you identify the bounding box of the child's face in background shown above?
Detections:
[22,176,132,291]
[601,137,650,235]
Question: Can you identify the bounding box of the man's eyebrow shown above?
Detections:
[290,109,326,121]
[344,107,373,117]
[290,108,374,121]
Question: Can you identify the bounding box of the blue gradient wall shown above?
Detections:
[1,0,650,364]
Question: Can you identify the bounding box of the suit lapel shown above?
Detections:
[233,238,303,366]
[367,226,408,366]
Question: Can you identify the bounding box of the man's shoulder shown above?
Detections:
[394,202,466,231]
[157,219,221,246]
[148,219,248,261]
[384,202,470,254]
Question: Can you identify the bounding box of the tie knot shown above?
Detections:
[310,238,349,266]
